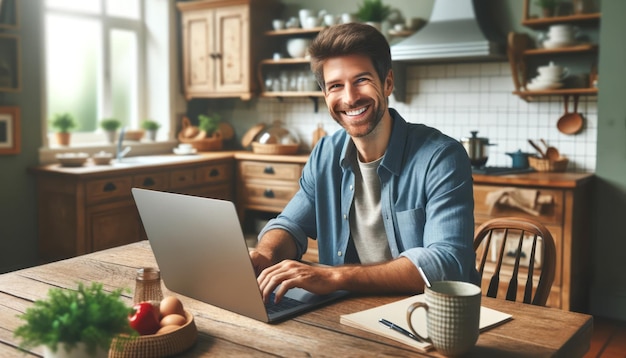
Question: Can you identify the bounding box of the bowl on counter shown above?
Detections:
[92,151,114,165]
[56,152,89,167]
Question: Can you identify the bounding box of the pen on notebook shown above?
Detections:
[379,318,421,342]
[418,266,431,288]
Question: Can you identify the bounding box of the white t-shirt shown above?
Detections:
[349,156,392,264]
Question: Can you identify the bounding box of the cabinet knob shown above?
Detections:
[209,168,219,177]
[263,189,275,198]
[103,182,117,192]
[263,166,275,175]
[142,177,156,187]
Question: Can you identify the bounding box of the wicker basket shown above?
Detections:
[251,142,299,155]
[109,311,197,358]
[528,156,569,172]
[177,117,223,151]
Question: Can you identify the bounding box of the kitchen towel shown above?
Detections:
[485,188,553,216]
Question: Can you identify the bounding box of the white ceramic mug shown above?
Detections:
[177,143,193,153]
[272,19,285,31]
[323,14,337,26]
[298,9,313,28]
[341,13,355,24]
[303,15,318,29]
[406,281,481,356]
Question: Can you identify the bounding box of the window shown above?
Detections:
[44,0,172,146]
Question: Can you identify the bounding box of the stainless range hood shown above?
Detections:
[391,0,505,63]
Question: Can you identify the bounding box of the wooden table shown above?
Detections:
[0,241,592,357]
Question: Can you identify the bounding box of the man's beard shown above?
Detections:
[331,100,385,138]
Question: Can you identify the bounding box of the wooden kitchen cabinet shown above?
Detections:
[177,0,280,100]
[233,152,318,261]
[472,172,593,312]
[29,155,235,263]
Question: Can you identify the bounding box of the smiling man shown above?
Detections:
[250,23,479,303]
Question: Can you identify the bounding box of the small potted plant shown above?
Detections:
[191,113,223,151]
[198,113,221,138]
[140,119,161,141]
[535,0,558,17]
[50,113,77,146]
[100,118,122,143]
[356,0,391,31]
[14,282,136,358]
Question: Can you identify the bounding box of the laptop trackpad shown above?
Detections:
[284,287,317,302]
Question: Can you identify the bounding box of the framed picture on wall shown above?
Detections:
[0,0,18,29]
[0,106,20,155]
[0,34,20,92]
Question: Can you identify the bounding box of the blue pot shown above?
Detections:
[506,150,531,169]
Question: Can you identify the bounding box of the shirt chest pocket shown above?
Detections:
[395,207,426,249]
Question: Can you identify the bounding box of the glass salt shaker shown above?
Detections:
[133,267,163,304]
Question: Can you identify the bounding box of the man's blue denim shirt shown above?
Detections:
[259,108,480,285]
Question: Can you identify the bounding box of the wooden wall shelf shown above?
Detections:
[513,87,597,102]
[522,13,601,29]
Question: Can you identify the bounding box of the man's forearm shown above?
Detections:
[255,229,298,265]
[334,256,425,294]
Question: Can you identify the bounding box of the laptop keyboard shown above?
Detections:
[265,293,303,314]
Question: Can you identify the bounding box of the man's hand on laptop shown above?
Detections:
[257,260,339,304]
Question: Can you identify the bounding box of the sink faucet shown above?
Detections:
[116,127,131,161]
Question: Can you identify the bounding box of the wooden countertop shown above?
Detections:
[28,151,310,178]
[29,150,593,189]
[473,172,594,189]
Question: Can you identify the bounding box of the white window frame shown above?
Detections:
[39,0,179,163]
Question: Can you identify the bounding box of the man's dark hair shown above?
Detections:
[308,23,392,91]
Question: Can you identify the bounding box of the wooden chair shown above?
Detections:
[474,217,556,306]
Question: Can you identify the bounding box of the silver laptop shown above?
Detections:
[131,188,348,323]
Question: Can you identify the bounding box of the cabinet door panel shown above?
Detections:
[181,183,234,201]
[87,200,143,252]
[183,9,215,94]
[215,5,249,92]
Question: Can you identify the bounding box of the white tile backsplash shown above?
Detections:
[232,61,596,172]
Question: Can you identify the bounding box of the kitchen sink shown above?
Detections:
[112,154,200,166]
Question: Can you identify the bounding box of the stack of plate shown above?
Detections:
[526,61,565,91]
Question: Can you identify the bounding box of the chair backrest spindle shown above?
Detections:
[474,217,556,306]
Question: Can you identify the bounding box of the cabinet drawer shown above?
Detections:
[196,163,233,184]
[86,177,132,204]
[133,172,169,191]
[474,185,564,225]
[239,161,302,181]
[169,169,196,189]
[241,183,299,209]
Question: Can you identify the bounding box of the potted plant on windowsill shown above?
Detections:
[14,282,136,358]
[50,113,77,146]
[140,119,161,141]
[100,118,122,144]
[356,0,391,31]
